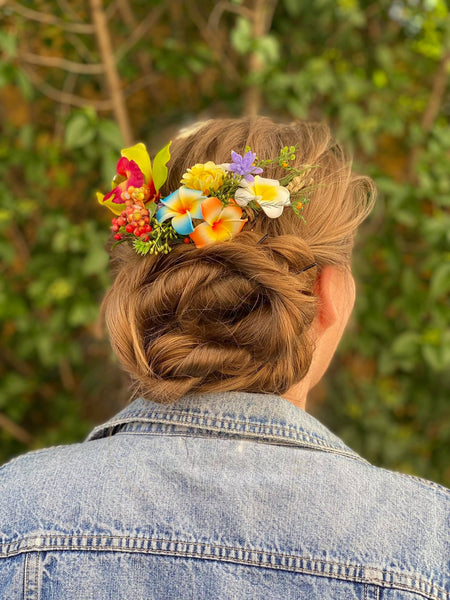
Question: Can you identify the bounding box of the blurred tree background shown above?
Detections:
[0,0,449,484]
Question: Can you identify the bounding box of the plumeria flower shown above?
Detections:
[234,176,291,218]
[226,150,263,182]
[156,186,206,235]
[189,197,248,248]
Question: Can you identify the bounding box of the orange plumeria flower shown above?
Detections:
[189,197,247,248]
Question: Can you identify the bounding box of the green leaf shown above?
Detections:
[230,17,253,55]
[391,331,421,358]
[429,262,450,300]
[133,238,153,255]
[254,35,280,65]
[82,249,109,276]
[65,114,96,149]
[16,69,33,100]
[98,120,124,149]
[0,31,17,58]
[283,0,302,16]
[152,141,172,192]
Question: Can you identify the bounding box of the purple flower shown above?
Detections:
[228,150,263,182]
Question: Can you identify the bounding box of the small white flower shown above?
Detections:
[234,176,291,218]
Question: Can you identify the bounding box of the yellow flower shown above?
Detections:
[181,161,226,193]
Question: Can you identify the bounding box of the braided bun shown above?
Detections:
[102,117,375,403]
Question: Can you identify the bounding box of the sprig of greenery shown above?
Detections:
[253,145,298,170]
[132,220,179,255]
[279,164,318,187]
[212,173,242,203]
[291,195,312,223]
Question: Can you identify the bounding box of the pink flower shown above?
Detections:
[103,157,146,205]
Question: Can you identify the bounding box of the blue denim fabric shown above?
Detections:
[0,391,448,599]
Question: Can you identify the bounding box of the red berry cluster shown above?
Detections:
[111,186,153,242]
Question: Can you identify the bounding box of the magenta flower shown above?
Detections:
[228,150,263,182]
[103,157,145,205]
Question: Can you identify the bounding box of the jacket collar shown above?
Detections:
[86,392,367,464]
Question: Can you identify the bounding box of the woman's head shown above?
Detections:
[102,116,375,403]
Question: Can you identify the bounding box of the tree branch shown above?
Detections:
[0,345,33,378]
[58,358,77,392]
[23,65,159,110]
[90,0,133,144]
[21,52,104,74]
[115,2,165,62]
[421,51,450,132]
[243,0,278,116]
[208,1,253,29]
[105,0,120,20]
[8,1,95,34]
[123,73,159,98]
[66,32,98,62]
[185,0,240,82]
[0,412,33,445]
[23,66,113,109]
[55,72,78,139]
[408,50,450,179]
[55,0,84,21]
[9,222,30,263]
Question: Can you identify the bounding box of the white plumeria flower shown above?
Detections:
[234,176,291,218]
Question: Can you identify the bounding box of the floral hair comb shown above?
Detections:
[97,141,315,255]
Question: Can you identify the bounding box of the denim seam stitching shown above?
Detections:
[111,429,367,461]
[0,535,446,600]
[91,412,331,443]
[88,414,360,457]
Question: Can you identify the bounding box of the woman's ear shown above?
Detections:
[312,265,356,334]
[284,266,355,407]
[313,266,339,332]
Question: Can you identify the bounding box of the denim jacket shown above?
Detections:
[0,392,448,599]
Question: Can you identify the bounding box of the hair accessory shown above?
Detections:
[257,234,270,245]
[97,142,316,255]
[295,263,318,274]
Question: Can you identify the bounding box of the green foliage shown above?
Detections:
[65,109,124,183]
[0,0,448,486]
[132,221,179,255]
[0,114,114,460]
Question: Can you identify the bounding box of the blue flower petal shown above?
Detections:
[156,205,178,223]
[172,212,194,235]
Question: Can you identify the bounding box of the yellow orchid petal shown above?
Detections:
[121,143,152,183]
[97,191,122,216]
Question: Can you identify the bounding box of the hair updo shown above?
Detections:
[101,117,376,403]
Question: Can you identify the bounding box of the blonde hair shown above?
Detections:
[102,117,376,403]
